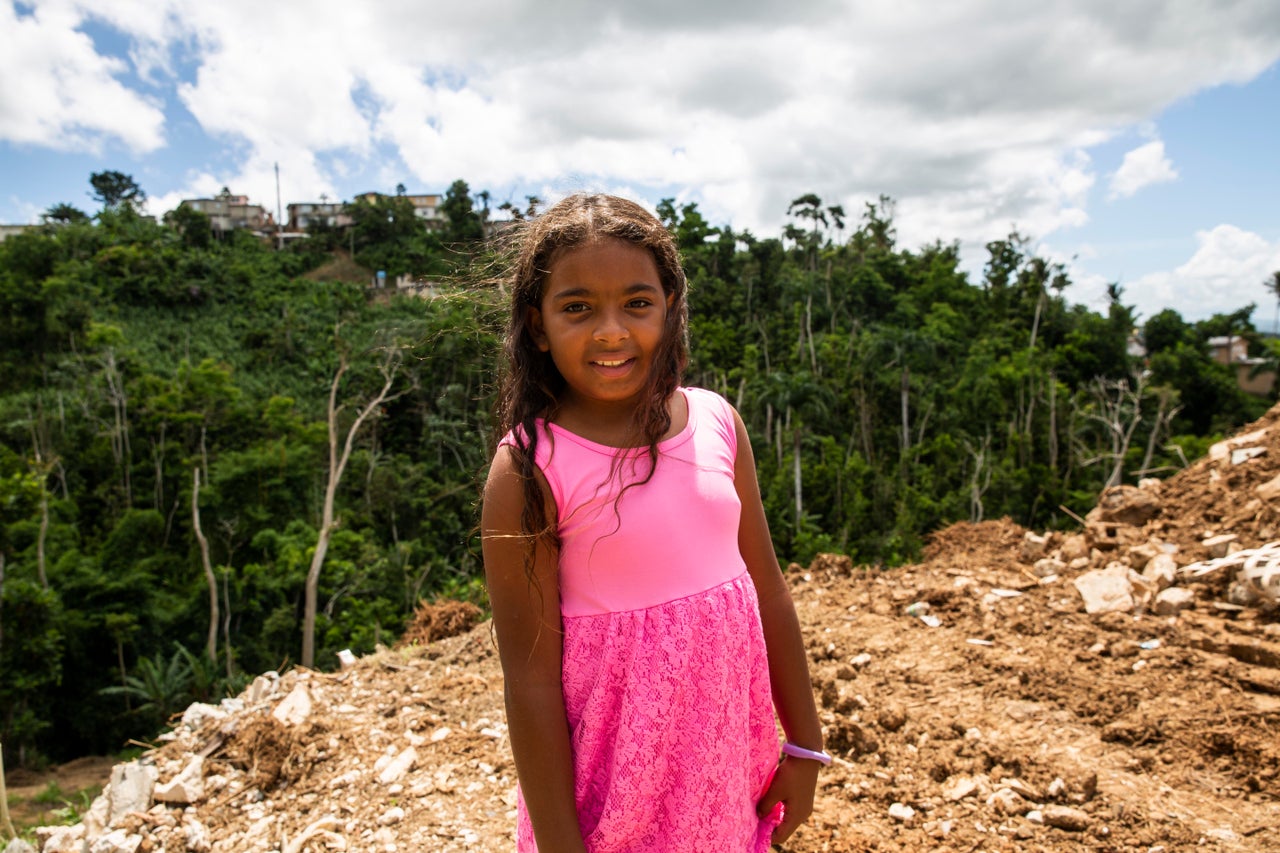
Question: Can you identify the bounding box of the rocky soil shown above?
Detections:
[13,408,1280,852]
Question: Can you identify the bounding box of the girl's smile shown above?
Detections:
[529,237,672,421]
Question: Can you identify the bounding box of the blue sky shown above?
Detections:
[2,1,1279,326]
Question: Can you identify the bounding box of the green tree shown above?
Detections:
[89,171,146,213]
[42,203,89,225]
[440,179,484,245]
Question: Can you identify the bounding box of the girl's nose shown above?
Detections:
[593,310,629,342]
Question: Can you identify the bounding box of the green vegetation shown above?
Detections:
[1,175,1274,768]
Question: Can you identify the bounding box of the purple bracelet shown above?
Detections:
[782,742,832,765]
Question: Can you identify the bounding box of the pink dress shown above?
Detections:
[507,388,781,852]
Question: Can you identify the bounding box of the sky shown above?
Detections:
[2,0,1279,327]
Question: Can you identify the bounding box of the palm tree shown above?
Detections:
[1264,270,1280,336]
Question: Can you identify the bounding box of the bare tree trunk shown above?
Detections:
[1048,371,1058,472]
[964,435,993,523]
[793,425,803,527]
[1082,375,1148,488]
[192,468,218,663]
[1,737,17,840]
[1138,388,1182,476]
[900,365,911,462]
[302,346,402,668]
[36,488,49,590]
[102,349,133,508]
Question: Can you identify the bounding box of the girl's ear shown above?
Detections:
[527,307,550,352]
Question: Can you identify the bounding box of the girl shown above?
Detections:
[482,193,825,852]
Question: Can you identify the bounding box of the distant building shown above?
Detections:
[1207,335,1275,397]
[1207,335,1248,365]
[353,191,444,227]
[0,224,32,242]
[181,189,270,236]
[287,201,351,231]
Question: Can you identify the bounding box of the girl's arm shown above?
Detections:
[482,446,587,853]
[730,407,824,845]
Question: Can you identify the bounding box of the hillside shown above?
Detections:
[14,408,1280,852]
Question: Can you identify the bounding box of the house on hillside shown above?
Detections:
[1208,335,1275,397]
[0,224,32,242]
[180,189,271,236]
[287,201,351,231]
[353,191,444,227]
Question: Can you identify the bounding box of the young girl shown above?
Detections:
[482,193,825,852]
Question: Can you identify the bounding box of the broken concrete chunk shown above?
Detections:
[1060,533,1090,562]
[272,682,312,726]
[1033,556,1067,578]
[1257,473,1280,502]
[1073,564,1134,614]
[1203,533,1238,559]
[1021,531,1049,562]
[106,761,158,825]
[942,774,985,802]
[1154,587,1195,616]
[154,756,205,804]
[1143,553,1178,591]
[377,746,419,784]
[1126,542,1159,570]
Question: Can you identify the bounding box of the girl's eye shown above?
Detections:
[627,299,653,309]
[563,303,589,314]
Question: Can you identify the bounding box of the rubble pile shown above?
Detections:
[18,411,1280,851]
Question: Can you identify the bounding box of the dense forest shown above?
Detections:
[1,175,1275,767]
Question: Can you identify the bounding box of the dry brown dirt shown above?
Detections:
[13,407,1280,852]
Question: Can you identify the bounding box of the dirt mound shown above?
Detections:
[22,407,1280,851]
[303,250,372,285]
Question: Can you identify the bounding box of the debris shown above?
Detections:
[1073,564,1135,614]
[1042,805,1091,832]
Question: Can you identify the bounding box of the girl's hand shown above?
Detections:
[757,756,821,845]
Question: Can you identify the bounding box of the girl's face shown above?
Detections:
[529,237,672,415]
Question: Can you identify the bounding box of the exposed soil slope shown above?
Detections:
[19,408,1280,852]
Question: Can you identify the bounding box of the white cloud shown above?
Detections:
[3,0,1280,258]
[0,1,165,152]
[1108,140,1178,200]
[1125,225,1280,321]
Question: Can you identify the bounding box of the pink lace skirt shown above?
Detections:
[516,572,781,852]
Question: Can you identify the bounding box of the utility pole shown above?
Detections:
[275,162,284,250]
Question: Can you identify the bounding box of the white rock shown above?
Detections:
[1154,587,1196,616]
[1203,533,1238,559]
[179,702,225,731]
[336,648,357,669]
[272,682,312,726]
[888,802,916,823]
[1073,564,1134,614]
[1203,827,1242,843]
[3,840,37,853]
[88,829,142,853]
[377,806,406,826]
[378,746,419,784]
[154,756,205,804]
[34,825,85,853]
[244,671,280,704]
[941,774,984,802]
[987,787,1026,815]
[183,818,212,853]
[1033,557,1066,579]
[1143,553,1178,591]
[106,761,158,824]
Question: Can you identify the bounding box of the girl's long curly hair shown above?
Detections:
[492,193,689,571]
